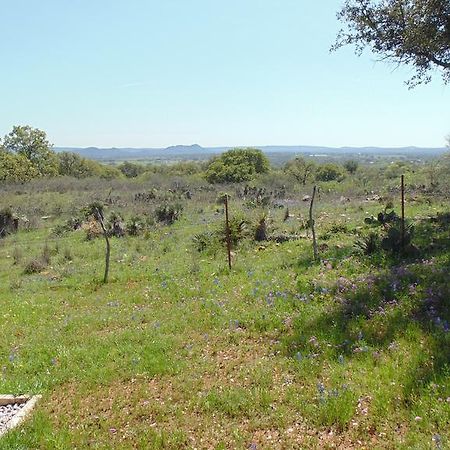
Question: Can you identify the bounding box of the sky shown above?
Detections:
[0,0,449,149]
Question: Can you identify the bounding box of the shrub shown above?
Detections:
[126,216,146,236]
[254,214,269,242]
[192,231,218,253]
[24,258,47,274]
[381,223,413,253]
[0,207,18,238]
[155,203,183,225]
[355,232,380,255]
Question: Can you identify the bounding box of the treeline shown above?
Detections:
[1,126,449,190]
[0,126,120,182]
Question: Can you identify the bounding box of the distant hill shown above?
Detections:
[54,144,447,162]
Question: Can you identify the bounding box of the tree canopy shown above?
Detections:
[2,125,58,176]
[283,157,316,185]
[205,148,270,183]
[333,0,450,86]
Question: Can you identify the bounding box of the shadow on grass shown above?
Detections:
[287,211,450,403]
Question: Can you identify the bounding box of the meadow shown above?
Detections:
[0,160,449,449]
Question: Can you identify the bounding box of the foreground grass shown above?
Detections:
[0,192,449,449]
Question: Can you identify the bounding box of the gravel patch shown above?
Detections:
[0,403,27,433]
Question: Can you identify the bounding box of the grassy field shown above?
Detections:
[0,176,449,449]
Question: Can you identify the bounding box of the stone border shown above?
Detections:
[0,395,42,437]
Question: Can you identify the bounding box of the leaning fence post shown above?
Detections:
[309,186,318,261]
[224,195,232,270]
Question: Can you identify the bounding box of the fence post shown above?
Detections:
[95,208,111,283]
[309,186,318,261]
[401,174,405,250]
[224,195,232,270]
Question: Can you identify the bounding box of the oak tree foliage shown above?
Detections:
[205,148,270,183]
[333,0,450,86]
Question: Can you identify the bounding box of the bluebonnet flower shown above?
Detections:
[338,355,344,364]
[317,383,325,395]
[330,389,339,397]
[213,277,220,286]
[432,434,442,450]
[295,352,303,362]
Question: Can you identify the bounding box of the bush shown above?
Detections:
[155,203,183,225]
[0,207,18,238]
[381,223,413,253]
[355,232,380,255]
[23,258,47,274]
[126,216,146,236]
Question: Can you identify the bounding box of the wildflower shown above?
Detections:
[338,355,344,364]
[432,434,442,449]
[317,383,325,395]
[295,352,303,362]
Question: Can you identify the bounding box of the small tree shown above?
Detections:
[284,157,316,185]
[344,160,358,174]
[2,126,58,177]
[205,148,270,183]
[118,161,145,178]
[316,163,345,182]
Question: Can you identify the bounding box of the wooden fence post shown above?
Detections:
[401,174,405,250]
[95,208,111,283]
[224,195,232,270]
[309,186,318,261]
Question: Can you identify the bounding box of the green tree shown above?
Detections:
[0,150,38,182]
[316,163,346,182]
[2,125,58,176]
[205,148,270,183]
[344,160,359,174]
[58,151,90,178]
[333,0,450,86]
[284,157,316,185]
[118,161,145,178]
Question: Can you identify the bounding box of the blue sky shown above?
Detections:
[0,0,449,148]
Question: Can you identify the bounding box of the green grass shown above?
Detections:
[0,179,448,449]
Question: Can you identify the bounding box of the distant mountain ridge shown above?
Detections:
[54,144,447,161]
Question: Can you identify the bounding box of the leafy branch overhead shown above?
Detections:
[332,0,450,86]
